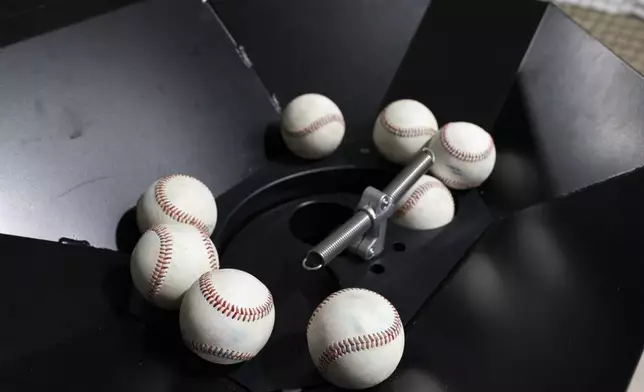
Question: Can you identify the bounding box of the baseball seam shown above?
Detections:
[394,181,454,219]
[199,231,219,270]
[147,225,173,299]
[380,111,435,138]
[307,288,361,332]
[440,123,494,162]
[286,113,345,138]
[432,171,478,189]
[199,273,273,322]
[309,288,403,373]
[154,174,210,233]
[185,339,254,361]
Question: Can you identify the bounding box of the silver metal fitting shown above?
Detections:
[302,142,435,271]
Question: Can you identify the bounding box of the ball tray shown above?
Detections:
[213,164,494,391]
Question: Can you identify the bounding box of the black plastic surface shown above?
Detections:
[0,0,277,249]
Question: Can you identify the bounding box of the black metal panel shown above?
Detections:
[0,0,277,248]
[0,234,242,392]
[0,0,141,47]
[2,0,643,391]
[384,0,546,130]
[390,167,644,392]
[0,234,126,365]
[211,0,431,143]
[483,6,644,214]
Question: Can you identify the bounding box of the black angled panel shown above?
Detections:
[392,166,644,392]
[384,0,546,130]
[483,6,644,214]
[0,0,141,47]
[0,0,277,249]
[211,0,431,144]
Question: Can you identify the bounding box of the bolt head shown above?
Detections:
[379,195,391,210]
[366,247,375,259]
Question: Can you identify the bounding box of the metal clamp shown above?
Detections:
[349,187,394,260]
[302,143,435,270]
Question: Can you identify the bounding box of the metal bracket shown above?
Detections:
[348,187,394,260]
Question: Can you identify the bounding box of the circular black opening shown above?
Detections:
[290,202,354,246]
[370,264,385,274]
[303,251,324,270]
[393,242,406,252]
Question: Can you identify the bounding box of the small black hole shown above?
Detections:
[393,242,406,252]
[370,264,385,274]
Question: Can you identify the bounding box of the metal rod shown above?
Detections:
[302,142,435,270]
[383,147,435,203]
[302,212,372,270]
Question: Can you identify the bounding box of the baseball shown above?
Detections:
[180,269,275,364]
[137,174,218,235]
[373,99,438,165]
[130,223,219,310]
[393,175,455,230]
[307,288,405,390]
[281,93,345,159]
[429,122,496,190]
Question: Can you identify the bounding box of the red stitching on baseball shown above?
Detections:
[185,339,254,361]
[394,180,453,219]
[440,123,494,162]
[199,231,219,270]
[380,111,435,138]
[287,113,345,138]
[147,225,173,299]
[307,288,357,332]
[432,171,477,189]
[309,288,403,373]
[199,273,273,322]
[154,175,210,233]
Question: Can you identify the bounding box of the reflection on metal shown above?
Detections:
[302,143,435,270]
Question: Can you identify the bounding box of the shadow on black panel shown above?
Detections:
[116,207,140,254]
[101,260,133,318]
[264,122,306,165]
[481,79,557,216]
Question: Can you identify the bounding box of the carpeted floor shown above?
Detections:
[558,4,644,74]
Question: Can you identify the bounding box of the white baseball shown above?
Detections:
[393,175,455,230]
[130,223,219,310]
[307,288,405,390]
[137,174,218,235]
[281,93,345,159]
[373,99,438,165]
[180,269,275,364]
[429,122,496,190]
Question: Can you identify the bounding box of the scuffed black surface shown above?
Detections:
[0,0,277,248]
